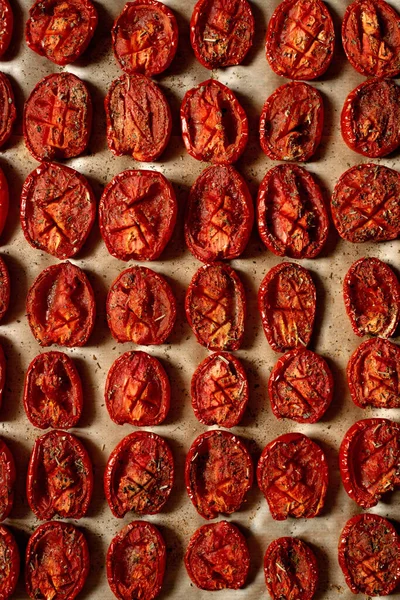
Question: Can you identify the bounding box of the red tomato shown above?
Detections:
[0,256,9,322]
[26,261,96,348]
[99,169,177,262]
[265,0,335,80]
[257,165,329,259]
[107,521,166,600]
[106,266,176,345]
[20,162,96,260]
[105,350,170,426]
[27,429,93,520]
[0,439,15,521]
[191,351,249,427]
[0,525,19,599]
[268,347,333,423]
[185,262,246,351]
[338,513,400,596]
[0,0,12,57]
[185,165,253,263]
[0,343,5,409]
[0,167,8,238]
[185,521,250,591]
[257,432,328,520]
[258,262,316,353]
[24,72,92,162]
[112,0,178,76]
[23,351,83,429]
[185,430,253,520]
[25,521,89,600]
[181,79,248,164]
[343,257,400,338]
[0,73,15,149]
[25,0,98,66]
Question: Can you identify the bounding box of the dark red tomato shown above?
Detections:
[0,73,15,148]
[112,0,178,76]
[185,430,253,520]
[191,351,249,428]
[99,169,177,262]
[105,350,170,426]
[0,344,5,409]
[341,79,400,158]
[185,262,246,351]
[265,0,335,80]
[257,432,328,520]
[107,521,166,600]
[257,164,329,259]
[105,74,171,162]
[264,537,318,600]
[0,168,8,238]
[258,262,316,353]
[24,72,92,162]
[20,162,96,260]
[25,521,89,600]
[0,526,19,599]
[0,0,12,57]
[26,261,96,347]
[106,266,176,345]
[23,351,83,429]
[27,430,93,520]
[268,347,333,423]
[25,0,97,66]
[181,79,248,165]
[104,431,174,518]
[338,513,400,596]
[343,257,400,338]
[0,256,9,322]
[0,439,15,521]
[185,521,250,591]
[185,165,253,263]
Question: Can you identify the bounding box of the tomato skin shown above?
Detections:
[0,438,15,522]
[0,256,9,323]
[0,343,5,410]
[0,0,13,57]
[0,73,15,149]
[0,167,9,238]
[0,525,19,599]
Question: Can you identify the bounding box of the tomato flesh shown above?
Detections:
[0,168,8,238]
[0,0,13,57]
[0,256,9,323]
[0,72,15,148]
[0,526,19,599]
[0,439,15,522]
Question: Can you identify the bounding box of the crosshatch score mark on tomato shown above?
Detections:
[0,0,12,57]
[0,438,15,522]
[0,525,19,599]
[0,72,15,149]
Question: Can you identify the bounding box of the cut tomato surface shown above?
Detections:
[0,168,8,238]
[0,0,12,57]
[0,525,19,600]
[0,439,15,522]
[0,72,15,149]
[0,256,9,323]
[0,344,5,410]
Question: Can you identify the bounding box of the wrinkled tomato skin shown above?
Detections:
[0,168,9,238]
[0,439,15,522]
[107,520,166,600]
[0,344,5,409]
[0,0,13,57]
[185,521,250,591]
[0,256,10,323]
[0,525,19,599]
[0,73,15,149]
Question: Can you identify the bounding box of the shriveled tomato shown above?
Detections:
[185,262,246,351]
[185,521,250,591]
[104,431,174,518]
[0,344,5,410]
[0,168,8,238]
[0,256,9,322]
[181,79,248,165]
[0,0,12,57]
[107,521,166,600]
[185,429,253,520]
[0,439,15,521]
[99,169,177,262]
[0,526,19,599]
[26,261,96,347]
[185,165,253,263]
[0,73,15,149]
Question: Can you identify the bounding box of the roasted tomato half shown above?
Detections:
[107,520,166,600]
[0,525,19,599]
[99,169,177,262]
[26,261,96,347]
[0,168,8,238]
[185,429,253,520]
[0,344,5,409]
[257,432,328,520]
[0,439,15,521]
[0,256,9,323]
[343,257,400,338]
[185,521,250,591]
[338,513,400,596]
[181,79,248,165]
[104,431,174,518]
[25,521,89,600]
[0,73,15,149]
[0,0,12,57]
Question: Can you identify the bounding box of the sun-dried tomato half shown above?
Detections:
[0,256,10,323]
[107,266,176,345]
[26,261,96,347]
[27,430,93,520]
[0,526,19,599]
[0,0,12,57]
[338,513,400,596]
[0,344,5,410]
[104,431,174,518]
[343,257,400,338]
[0,439,15,522]
[257,164,329,259]
[24,72,92,162]
[25,0,98,66]
[99,169,177,262]
[269,347,333,423]
[264,537,318,600]
[23,351,83,429]
[185,429,253,520]
[107,521,166,600]
[181,79,248,165]
[20,162,96,260]
[185,262,246,351]
[0,73,15,149]
[257,432,328,520]
[25,521,89,600]
[0,168,8,238]
[258,262,316,353]
[185,521,250,591]
[185,165,253,263]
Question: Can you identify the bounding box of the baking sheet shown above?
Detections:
[1,0,400,598]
